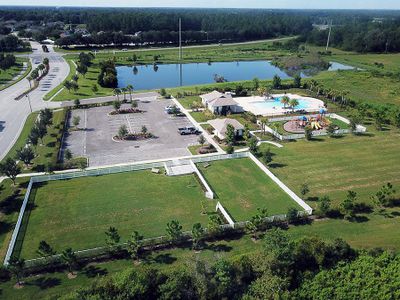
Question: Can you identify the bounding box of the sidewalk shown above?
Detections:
[170,96,224,153]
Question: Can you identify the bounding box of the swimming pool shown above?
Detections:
[234,94,325,116]
[252,97,314,110]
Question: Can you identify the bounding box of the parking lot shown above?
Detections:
[62,97,199,167]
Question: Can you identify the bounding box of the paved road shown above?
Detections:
[61,36,296,54]
[0,41,70,161]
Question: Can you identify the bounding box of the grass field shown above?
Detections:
[259,127,400,209]
[17,170,216,259]
[0,58,30,91]
[199,158,302,221]
[314,70,400,106]
[45,60,118,101]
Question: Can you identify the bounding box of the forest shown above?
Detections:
[304,19,400,52]
[1,7,400,52]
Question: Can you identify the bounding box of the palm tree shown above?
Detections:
[289,98,300,112]
[27,75,32,89]
[260,117,268,134]
[121,87,127,101]
[126,84,134,101]
[280,95,290,108]
[340,90,350,107]
[113,88,121,101]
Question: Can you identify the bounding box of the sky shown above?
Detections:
[0,0,399,10]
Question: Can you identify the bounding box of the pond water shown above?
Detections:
[117,60,354,90]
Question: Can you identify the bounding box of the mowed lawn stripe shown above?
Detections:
[261,130,400,207]
[199,158,302,222]
[19,171,215,259]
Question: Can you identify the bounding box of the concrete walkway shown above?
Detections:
[170,96,224,153]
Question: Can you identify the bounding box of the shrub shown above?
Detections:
[226,144,234,154]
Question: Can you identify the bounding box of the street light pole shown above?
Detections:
[25,94,32,113]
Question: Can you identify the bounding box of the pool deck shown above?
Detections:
[234,94,325,116]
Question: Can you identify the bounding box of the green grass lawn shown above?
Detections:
[0,113,39,165]
[0,109,66,173]
[258,128,400,209]
[17,170,216,259]
[176,96,202,109]
[0,58,30,91]
[314,70,400,106]
[0,178,30,261]
[48,60,116,101]
[332,53,400,73]
[199,158,302,221]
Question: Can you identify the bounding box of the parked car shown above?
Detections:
[165,105,181,114]
[178,127,201,135]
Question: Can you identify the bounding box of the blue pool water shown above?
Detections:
[117,60,354,90]
[252,97,310,110]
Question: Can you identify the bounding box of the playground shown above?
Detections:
[283,112,349,133]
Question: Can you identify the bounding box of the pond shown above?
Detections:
[116,60,354,90]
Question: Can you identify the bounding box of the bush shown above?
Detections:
[226,144,234,154]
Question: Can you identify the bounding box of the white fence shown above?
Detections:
[3,152,248,265]
[190,160,214,199]
[248,153,313,215]
[216,202,235,227]
[262,113,366,141]
[4,150,310,266]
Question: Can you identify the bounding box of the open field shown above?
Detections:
[17,170,216,259]
[259,127,400,209]
[199,158,302,221]
[314,70,400,106]
[332,53,400,73]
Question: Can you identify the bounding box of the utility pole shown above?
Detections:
[325,20,332,52]
[179,18,182,60]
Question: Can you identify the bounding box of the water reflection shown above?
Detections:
[117,60,354,90]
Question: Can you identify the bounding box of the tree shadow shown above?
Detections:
[307,196,319,202]
[269,163,287,169]
[0,190,23,215]
[310,137,325,142]
[349,215,369,223]
[391,211,400,217]
[353,202,373,214]
[0,221,12,235]
[326,209,343,219]
[46,141,56,148]
[28,277,61,290]
[388,198,400,208]
[84,265,108,278]
[153,253,177,265]
[205,243,232,253]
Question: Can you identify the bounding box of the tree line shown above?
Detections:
[0,35,30,52]
[303,19,400,53]
[9,229,397,299]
